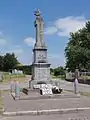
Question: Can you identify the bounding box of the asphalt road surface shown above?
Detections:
[0,110,90,120]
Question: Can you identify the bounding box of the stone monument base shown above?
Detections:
[29,80,50,90]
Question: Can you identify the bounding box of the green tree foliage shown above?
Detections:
[3,53,19,71]
[54,66,65,76]
[0,52,32,74]
[50,68,54,74]
[0,53,19,71]
[0,56,3,71]
[50,66,65,76]
[15,65,32,75]
[65,21,90,72]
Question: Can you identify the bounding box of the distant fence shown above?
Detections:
[65,72,90,85]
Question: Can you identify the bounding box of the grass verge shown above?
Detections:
[51,75,65,80]
[65,89,90,97]
[0,90,3,114]
[0,74,26,84]
[79,92,90,97]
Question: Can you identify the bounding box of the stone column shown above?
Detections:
[35,19,40,46]
[40,20,45,46]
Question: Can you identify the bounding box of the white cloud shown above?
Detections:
[6,48,23,63]
[48,54,61,59]
[0,31,2,35]
[18,53,33,65]
[12,49,23,55]
[7,45,23,55]
[0,39,6,46]
[45,16,87,37]
[8,49,23,56]
[48,54,66,68]
[55,16,86,37]
[44,27,58,35]
[14,45,21,48]
[24,37,35,46]
[0,31,7,46]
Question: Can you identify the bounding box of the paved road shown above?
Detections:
[0,110,90,120]
[3,91,90,112]
[0,78,90,93]
[60,80,90,93]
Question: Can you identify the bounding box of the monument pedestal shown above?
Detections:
[32,63,50,82]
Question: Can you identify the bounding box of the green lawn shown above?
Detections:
[0,90,3,114]
[0,72,26,84]
[80,75,90,80]
[51,74,65,80]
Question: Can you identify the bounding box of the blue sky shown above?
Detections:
[0,0,90,67]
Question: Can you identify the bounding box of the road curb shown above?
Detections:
[2,107,90,116]
[19,94,80,100]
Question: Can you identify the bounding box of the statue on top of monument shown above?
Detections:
[34,9,41,17]
[34,9,45,48]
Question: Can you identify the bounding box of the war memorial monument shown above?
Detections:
[10,10,62,98]
[30,9,51,89]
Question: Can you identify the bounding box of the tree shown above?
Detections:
[3,53,19,71]
[65,21,90,72]
[53,66,65,76]
[0,56,3,71]
[15,65,32,75]
[50,68,54,74]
